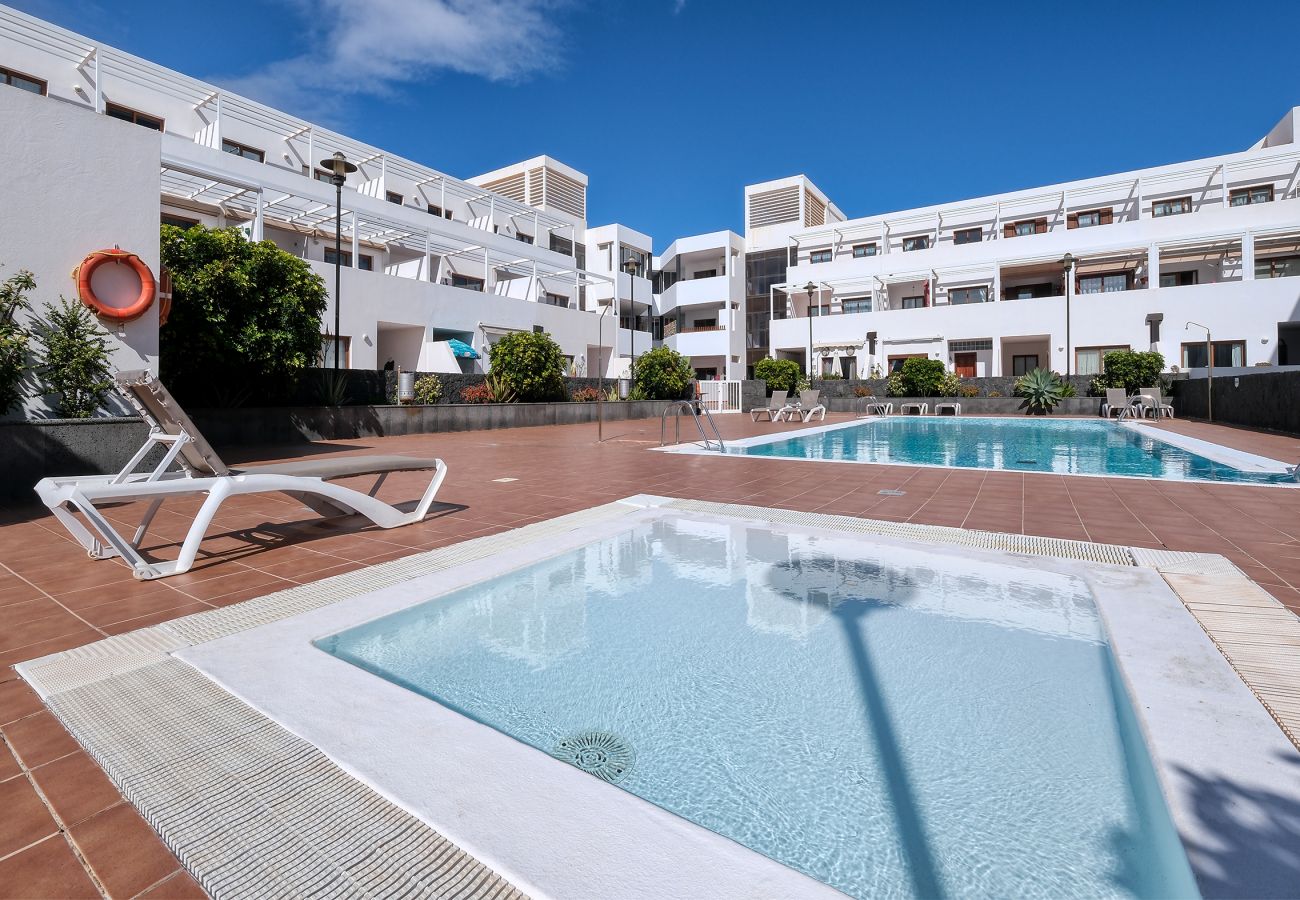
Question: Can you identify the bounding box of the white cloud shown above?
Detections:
[672,0,686,13]
[223,0,567,116]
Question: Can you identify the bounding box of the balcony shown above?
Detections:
[660,274,731,314]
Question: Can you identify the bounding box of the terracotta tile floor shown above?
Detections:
[2,413,1299,896]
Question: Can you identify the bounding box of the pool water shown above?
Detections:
[319,516,1198,898]
[731,416,1289,484]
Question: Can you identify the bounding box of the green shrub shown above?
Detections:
[1097,350,1166,393]
[957,383,980,398]
[160,225,327,404]
[634,346,694,400]
[33,298,113,418]
[853,385,874,398]
[820,371,843,380]
[938,371,962,397]
[1015,368,1065,414]
[899,358,947,397]
[0,268,35,414]
[886,371,907,397]
[988,390,1002,398]
[753,357,802,395]
[487,331,566,402]
[412,374,441,404]
[1058,379,1077,399]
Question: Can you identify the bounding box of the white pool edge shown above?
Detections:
[17,497,1300,899]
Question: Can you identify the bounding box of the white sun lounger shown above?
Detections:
[34,370,449,580]
[750,390,789,421]
[795,390,826,423]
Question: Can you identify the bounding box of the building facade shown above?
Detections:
[2,3,1298,393]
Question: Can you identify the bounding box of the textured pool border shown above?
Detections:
[658,415,1298,485]
[15,496,1300,898]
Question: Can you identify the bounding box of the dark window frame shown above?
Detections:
[0,65,47,95]
[852,243,878,258]
[323,247,374,271]
[105,101,163,131]
[948,285,989,305]
[1152,196,1192,218]
[953,227,982,245]
[901,236,930,252]
[450,273,486,292]
[1181,340,1245,369]
[385,191,403,205]
[809,249,832,264]
[221,139,265,162]
[1012,354,1039,376]
[900,295,927,309]
[1158,270,1198,288]
[1229,185,1274,207]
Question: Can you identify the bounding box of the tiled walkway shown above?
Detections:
[2,413,1299,897]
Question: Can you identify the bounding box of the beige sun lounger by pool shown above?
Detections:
[750,390,789,421]
[34,370,449,580]
[794,390,826,423]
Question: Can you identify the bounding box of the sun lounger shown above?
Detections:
[900,402,928,415]
[934,402,961,416]
[1139,387,1175,419]
[750,390,789,422]
[34,370,449,580]
[795,390,826,423]
[863,401,892,417]
[1101,388,1131,418]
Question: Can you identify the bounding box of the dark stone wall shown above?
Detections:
[1172,371,1300,436]
[823,397,1105,416]
[808,374,1094,399]
[1,418,159,502]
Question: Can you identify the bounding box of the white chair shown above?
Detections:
[863,401,892,417]
[900,402,928,415]
[750,390,788,422]
[1140,387,1175,419]
[1101,388,1131,418]
[35,370,449,580]
[795,390,826,422]
[934,402,961,416]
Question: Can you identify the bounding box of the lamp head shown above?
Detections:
[1063,252,1075,270]
[318,151,358,185]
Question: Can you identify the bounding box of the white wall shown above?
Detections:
[0,87,160,417]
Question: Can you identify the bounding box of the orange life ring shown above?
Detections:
[73,248,156,322]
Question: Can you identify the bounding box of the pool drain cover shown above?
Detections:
[553,731,634,783]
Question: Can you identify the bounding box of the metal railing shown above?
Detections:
[661,400,726,452]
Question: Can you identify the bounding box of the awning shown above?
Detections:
[447,339,479,359]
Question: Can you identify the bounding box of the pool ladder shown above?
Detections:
[661,400,726,452]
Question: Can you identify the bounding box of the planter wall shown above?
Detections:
[810,375,1094,400]
[824,396,1105,416]
[0,417,159,502]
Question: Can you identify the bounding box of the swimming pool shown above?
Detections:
[319,513,1198,898]
[720,417,1294,484]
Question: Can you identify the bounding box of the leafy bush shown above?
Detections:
[938,371,962,397]
[0,268,35,414]
[33,298,113,418]
[957,383,980,398]
[1059,379,1077,399]
[1087,376,1108,398]
[853,386,874,398]
[886,372,907,397]
[160,225,327,404]
[571,386,601,402]
[820,371,844,380]
[460,383,494,404]
[626,385,648,402]
[1096,350,1166,393]
[754,357,802,395]
[1015,368,1066,414]
[412,374,441,404]
[487,331,565,402]
[899,358,947,397]
[987,390,1002,398]
[634,346,694,400]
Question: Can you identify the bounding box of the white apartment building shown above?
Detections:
[2,4,1297,395]
[752,120,1300,380]
[0,5,629,381]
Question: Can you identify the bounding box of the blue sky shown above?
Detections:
[19,0,1300,249]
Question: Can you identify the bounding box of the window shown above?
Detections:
[550,234,574,256]
[323,247,373,271]
[515,232,534,244]
[953,228,981,245]
[221,139,264,162]
[1256,255,1300,279]
[1159,270,1197,288]
[1078,272,1130,294]
[1005,282,1055,300]
[888,355,925,372]
[313,169,335,183]
[160,214,199,230]
[693,269,717,279]
[900,295,926,309]
[1068,208,1113,229]
[105,102,163,131]
[1152,196,1191,217]
[426,204,451,219]
[542,292,568,307]
[1012,354,1039,376]
[809,249,832,264]
[1229,185,1273,207]
[852,243,878,258]
[1004,218,1047,238]
[1075,345,1128,376]
[1182,341,1245,369]
[319,335,350,367]
[450,273,484,291]
[0,66,47,95]
[948,286,988,305]
[902,236,929,252]
[841,298,872,315]
[385,191,403,205]
[949,339,992,352]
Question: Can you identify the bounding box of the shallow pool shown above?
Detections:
[319,515,1197,898]
[730,416,1290,484]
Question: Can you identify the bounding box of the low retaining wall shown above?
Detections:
[1174,371,1300,435]
[811,374,1094,399]
[0,417,157,502]
[824,396,1105,416]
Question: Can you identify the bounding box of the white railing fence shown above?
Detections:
[698,380,742,413]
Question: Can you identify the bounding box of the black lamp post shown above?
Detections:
[623,256,639,385]
[319,151,357,372]
[1062,252,1075,376]
[804,281,818,378]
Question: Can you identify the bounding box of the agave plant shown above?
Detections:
[1015,368,1065,415]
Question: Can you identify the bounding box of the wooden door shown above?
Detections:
[954,352,977,378]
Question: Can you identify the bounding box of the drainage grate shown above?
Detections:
[553,731,635,783]
[877,489,906,497]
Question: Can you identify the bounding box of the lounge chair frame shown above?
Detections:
[35,371,448,580]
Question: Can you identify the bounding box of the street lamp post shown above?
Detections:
[623,257,639,387]
[319,151,357,373]
[1062,253,1075,376]
[1187,320,1213,423]
[804,281,818,379]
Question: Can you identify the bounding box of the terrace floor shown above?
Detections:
[2,412,1300,897]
